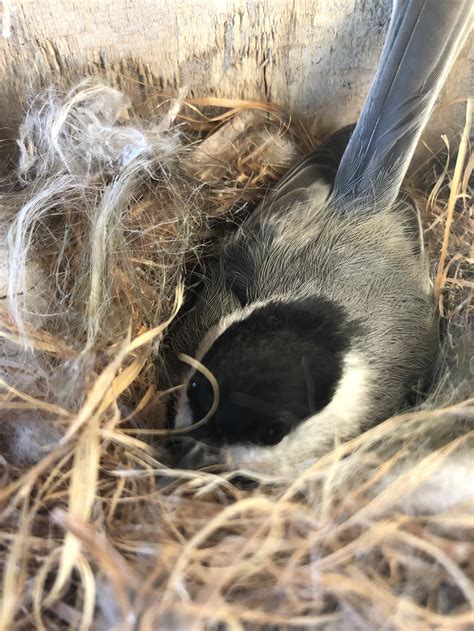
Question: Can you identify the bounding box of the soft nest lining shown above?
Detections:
[0,83,472,630]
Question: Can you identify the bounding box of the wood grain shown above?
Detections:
[0,0,471,157]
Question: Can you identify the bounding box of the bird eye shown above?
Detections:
[261,422,286,446]
[187,379,199,398]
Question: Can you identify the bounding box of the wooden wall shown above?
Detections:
[0,0,472,156]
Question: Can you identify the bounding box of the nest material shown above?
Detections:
[0,82,472,630]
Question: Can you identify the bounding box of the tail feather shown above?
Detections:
[334,0,472,208]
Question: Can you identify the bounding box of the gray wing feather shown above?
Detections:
[334,0,472,208]
[247,125,354,228]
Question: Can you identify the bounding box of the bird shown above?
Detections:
[164,0,473,473]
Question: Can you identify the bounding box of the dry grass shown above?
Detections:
[0,83,472,630]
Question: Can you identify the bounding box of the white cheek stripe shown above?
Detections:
[174,399,193,429]
[194,298,277,362]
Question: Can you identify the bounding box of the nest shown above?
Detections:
[0,82,472,630]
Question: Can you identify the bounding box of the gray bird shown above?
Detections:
[165,0,472,473]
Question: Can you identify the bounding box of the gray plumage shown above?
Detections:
[166,0,472,472]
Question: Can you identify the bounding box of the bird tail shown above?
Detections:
[333,0,472,209]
